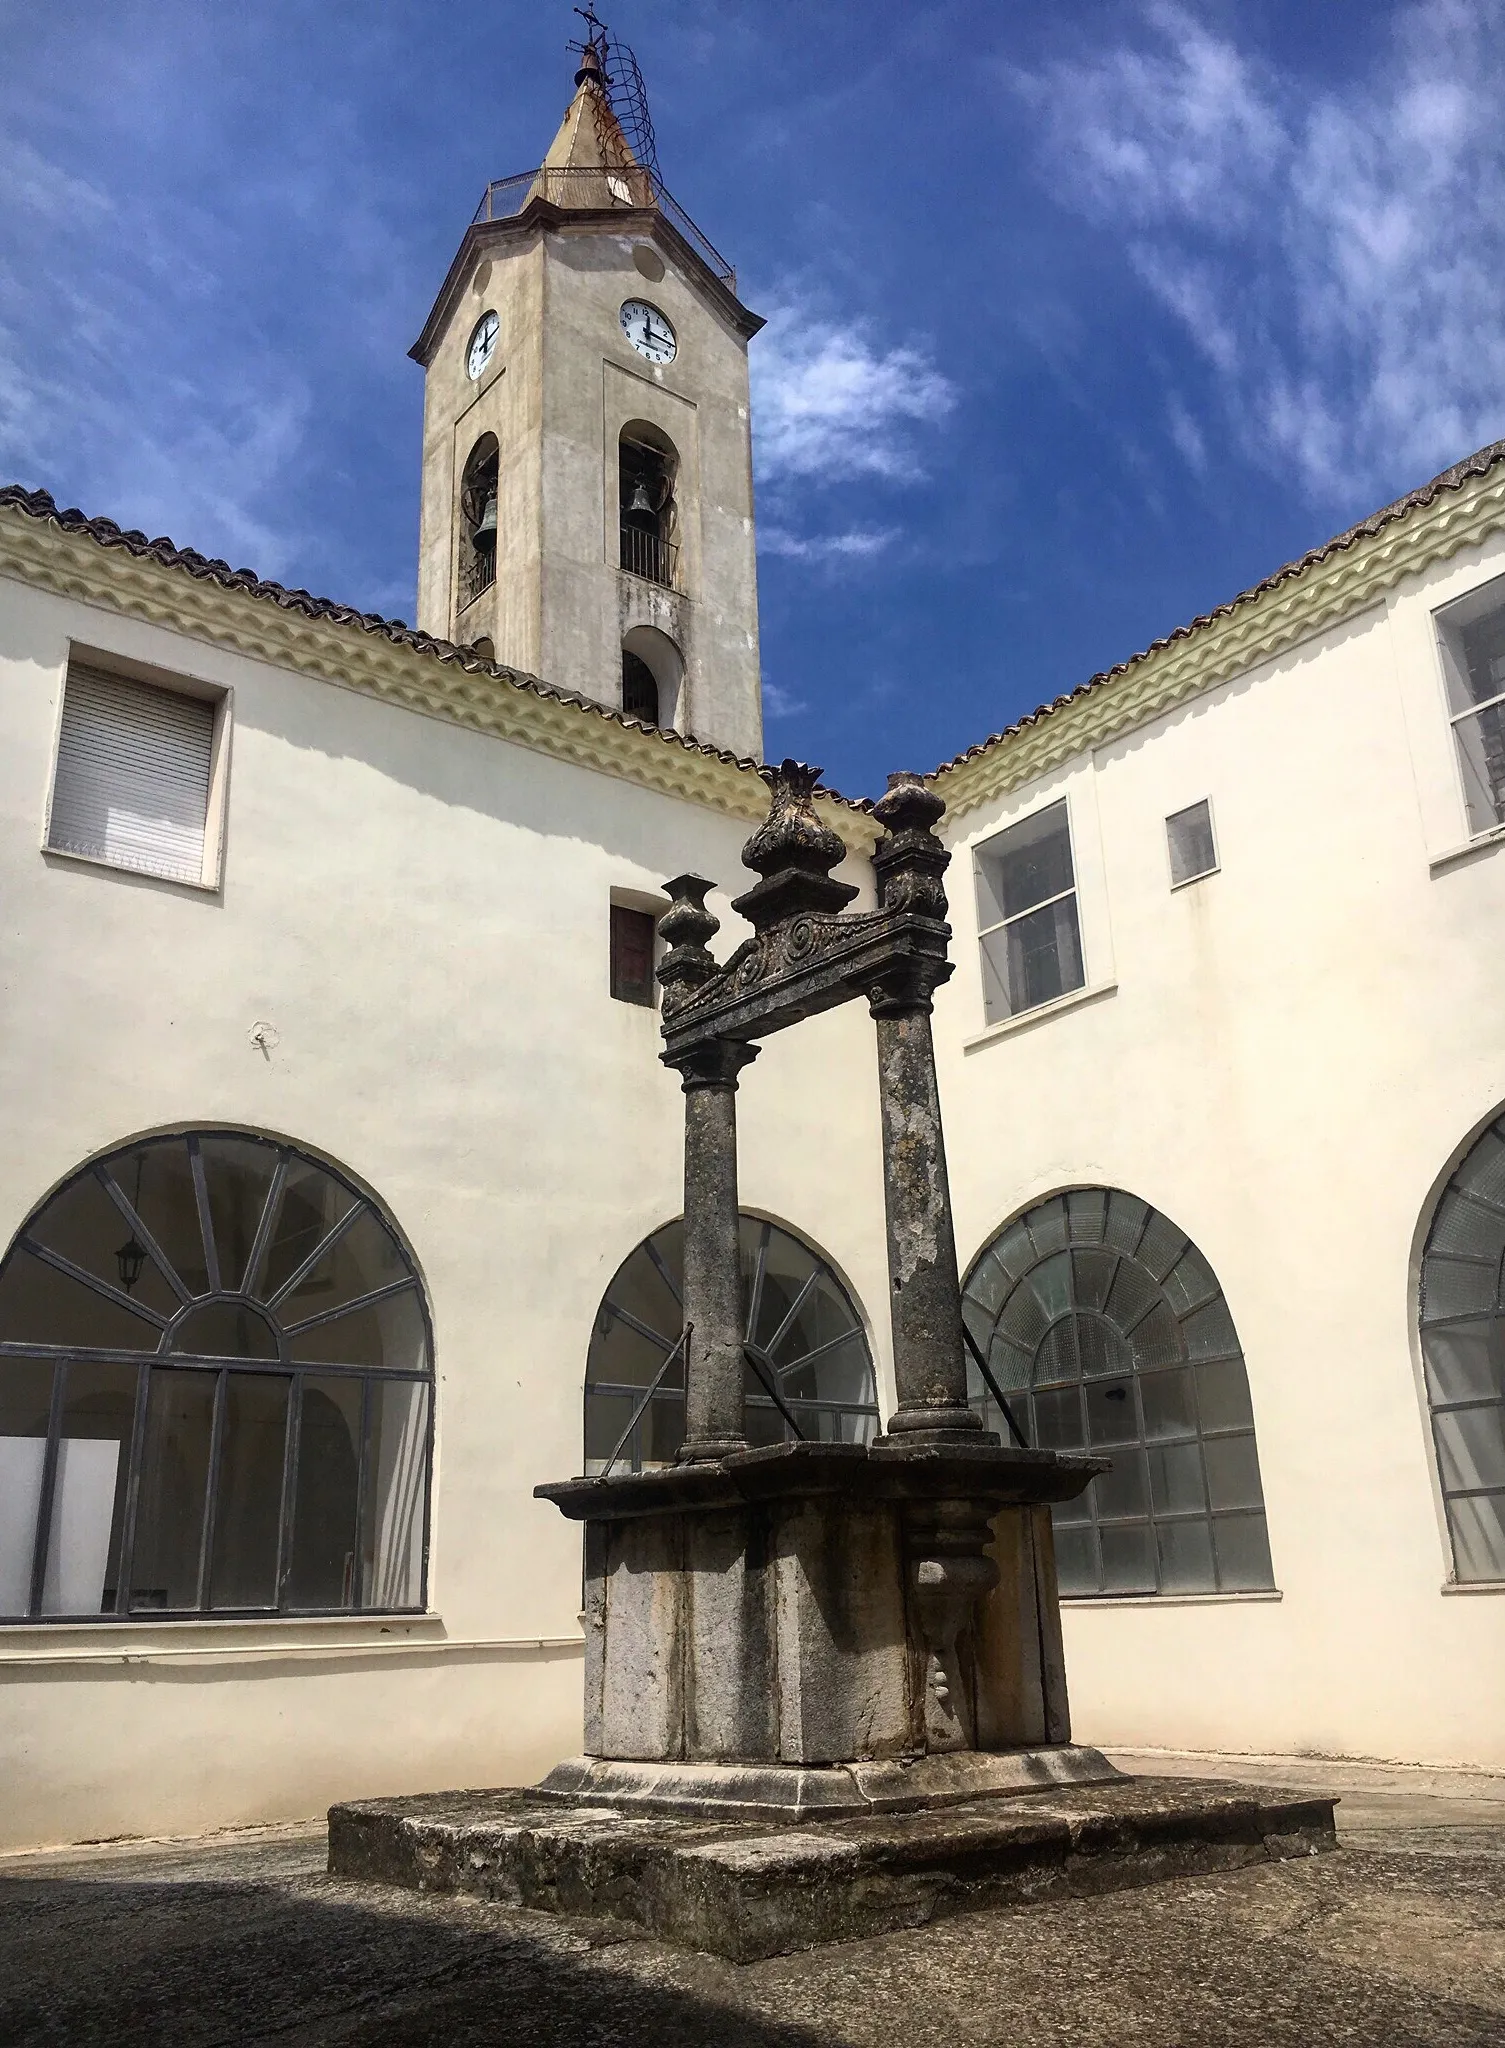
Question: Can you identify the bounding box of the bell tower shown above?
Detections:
[409,18,765,759]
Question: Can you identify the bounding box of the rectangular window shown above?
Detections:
[610,904,657,1006]
[1436,579,1505,837]
[974,800,1085,1024]
[47,660,218,885]
[1166,798,1218,887]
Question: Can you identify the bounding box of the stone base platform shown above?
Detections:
[328,1774,1339,1962]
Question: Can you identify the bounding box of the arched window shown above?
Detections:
[621,650,659,725]
[0,1132,432,1620]
[585,1215,877,1473]
[962,1189,1273,1598]
[1418,1114,1505,1581]
[458,434,498,613]
[619,423,678,589]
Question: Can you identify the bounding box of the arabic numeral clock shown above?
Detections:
[466,310,499,381]
[620,299,677,365]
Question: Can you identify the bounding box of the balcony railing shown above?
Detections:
[472,167,736,292]
[620,524,679,590]
[458,544,496,611]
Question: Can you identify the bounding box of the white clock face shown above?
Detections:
[466,310,499,381]
[620,299,676,364]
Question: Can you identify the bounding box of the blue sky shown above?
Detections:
[4,1,1504,797]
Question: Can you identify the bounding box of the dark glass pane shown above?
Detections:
[169,1300,280,1359]
[1135,1210,1187,1283]
[112,1139,210,1299]
[1163,1243,1218,1316]
[1422,1322,1505,1405]
[1101,1256,1160,1336]
[1447,1492,1505,1581]
[201,1137,281,1294]
[131,1368,215,1612]
[1434,1407,1505,1494]
[1052,1521,1099,1594]
[610,904,657,1003]
[41,1361,136,1616]
[1077,1315,1132,1379]
[1004,896,1084,1014]
[1421,1255,1499,1324]
[1455,599,1505,709]
[1166,799,1216,886]
[1032,1386,1083,1451]
[1094,1448,1148,1521]
[0,1359,55,1616]
[976,801,1075,923]
[1100,1523,1155,1593]
[1129,1301,1184,1371]
[1141,1367,1197,1441]
[31,1165,179,1320]
[1195,1359,1255,1433]
[1034,1319,1080,1385]
[1203,1433,1265,1513]
[0,1243,161,1350]
[359,1378,429,1609]
[1148,1441,1206,1517]
[209,1374,289,1610]
[1103,1192,1149,1257]
[1214,1512,1275,1592]
[585,1391,635,1473]
[1429,1191,1505,1263]
[1156,1518,1216,1593]
[286,1378,362,1608]
[288,1285,426,1372]
[1085,1378,1136,1446]
[260,1159,360,1305]
[1066,1190,1108,1245]
[1071,1247,1117,1312]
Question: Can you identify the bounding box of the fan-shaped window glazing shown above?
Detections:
[586,1215,877,1472]
[0,1132,432,1621]
[962,1189,1273,1598]
[1419,1113,1505,1581]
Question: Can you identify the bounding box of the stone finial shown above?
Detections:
[871,771,950,921]
[731,760,859,932]
[657,875,720,1010]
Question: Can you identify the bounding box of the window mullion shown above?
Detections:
[1450,683,1505,726]
[276,1371,303,1612]
[195,1369,228,1613]
[27,1361,69,1618]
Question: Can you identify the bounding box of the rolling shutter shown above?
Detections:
[48,664,215,884]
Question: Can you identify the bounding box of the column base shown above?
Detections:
[675,1437,749,1463]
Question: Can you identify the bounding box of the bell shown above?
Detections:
[473,491,497,544]
[626,478,656,517]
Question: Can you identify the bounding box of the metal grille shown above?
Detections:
[458,544,496,611]
[962,1189,1274,1598]
[1419,1112,1505,1581]
[471,167,736,291]
[0,1132,433,1621]
[619,523,678,589]
[585,1215,878,1474]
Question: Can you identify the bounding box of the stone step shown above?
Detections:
[328,1775,1338,1962]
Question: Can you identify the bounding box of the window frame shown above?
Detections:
[972,797,1088,1025]
[0,1130,434,1624]
[1165,797,1219,890]
[1433,573,1505,843]
[42,644,231,892]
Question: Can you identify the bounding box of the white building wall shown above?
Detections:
[0,574,884,1849]
[934,528,1505,1770]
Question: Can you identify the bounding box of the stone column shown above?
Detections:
[868,773,985,1443]
[670,1036,759,1461]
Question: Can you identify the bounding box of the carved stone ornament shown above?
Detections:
[871,771,950,924]
[656,874,721,1013]
[730,760,859,933]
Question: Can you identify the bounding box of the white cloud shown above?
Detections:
[761,677,810,719]
[1018,0,1505,504]
[759,525,898,561]
[750,302,955,486]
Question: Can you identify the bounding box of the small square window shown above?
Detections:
[1436,577,1505,837]
[1166,799,1217,887]
[47,659,219,886]
[974,800,1086,1024]
[610,905,657,1006]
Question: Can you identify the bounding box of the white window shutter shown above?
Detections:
[49,665,215,884]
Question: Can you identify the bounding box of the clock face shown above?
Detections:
[466,310,499,381]
[620,299,677,365]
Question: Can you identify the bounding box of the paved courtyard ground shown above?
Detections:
[3,1751,1504,2046]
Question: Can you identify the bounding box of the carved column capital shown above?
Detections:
[871,772,950,923]
[657,874,721,1013]
[664,1036,760,1093]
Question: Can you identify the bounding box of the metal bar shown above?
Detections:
[19,1240,167,1329]
[960,1320,1030,1449]
[598,1300,678,1353]
[275,1373,303,1610]
[195,1369,227,1612]
[761,1268,820,1361]
[113,1361,152,1615]
[263,1200,362,1311]
[602,1327,689,1477]
[742,1344,806,1441]
[97,1165,193,1306]
[27,1361,68,1617]
[281,1275,416,1338]
[189,1135,221,1295]
[239,1156,288,1298]
[643,1237,682,1307]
